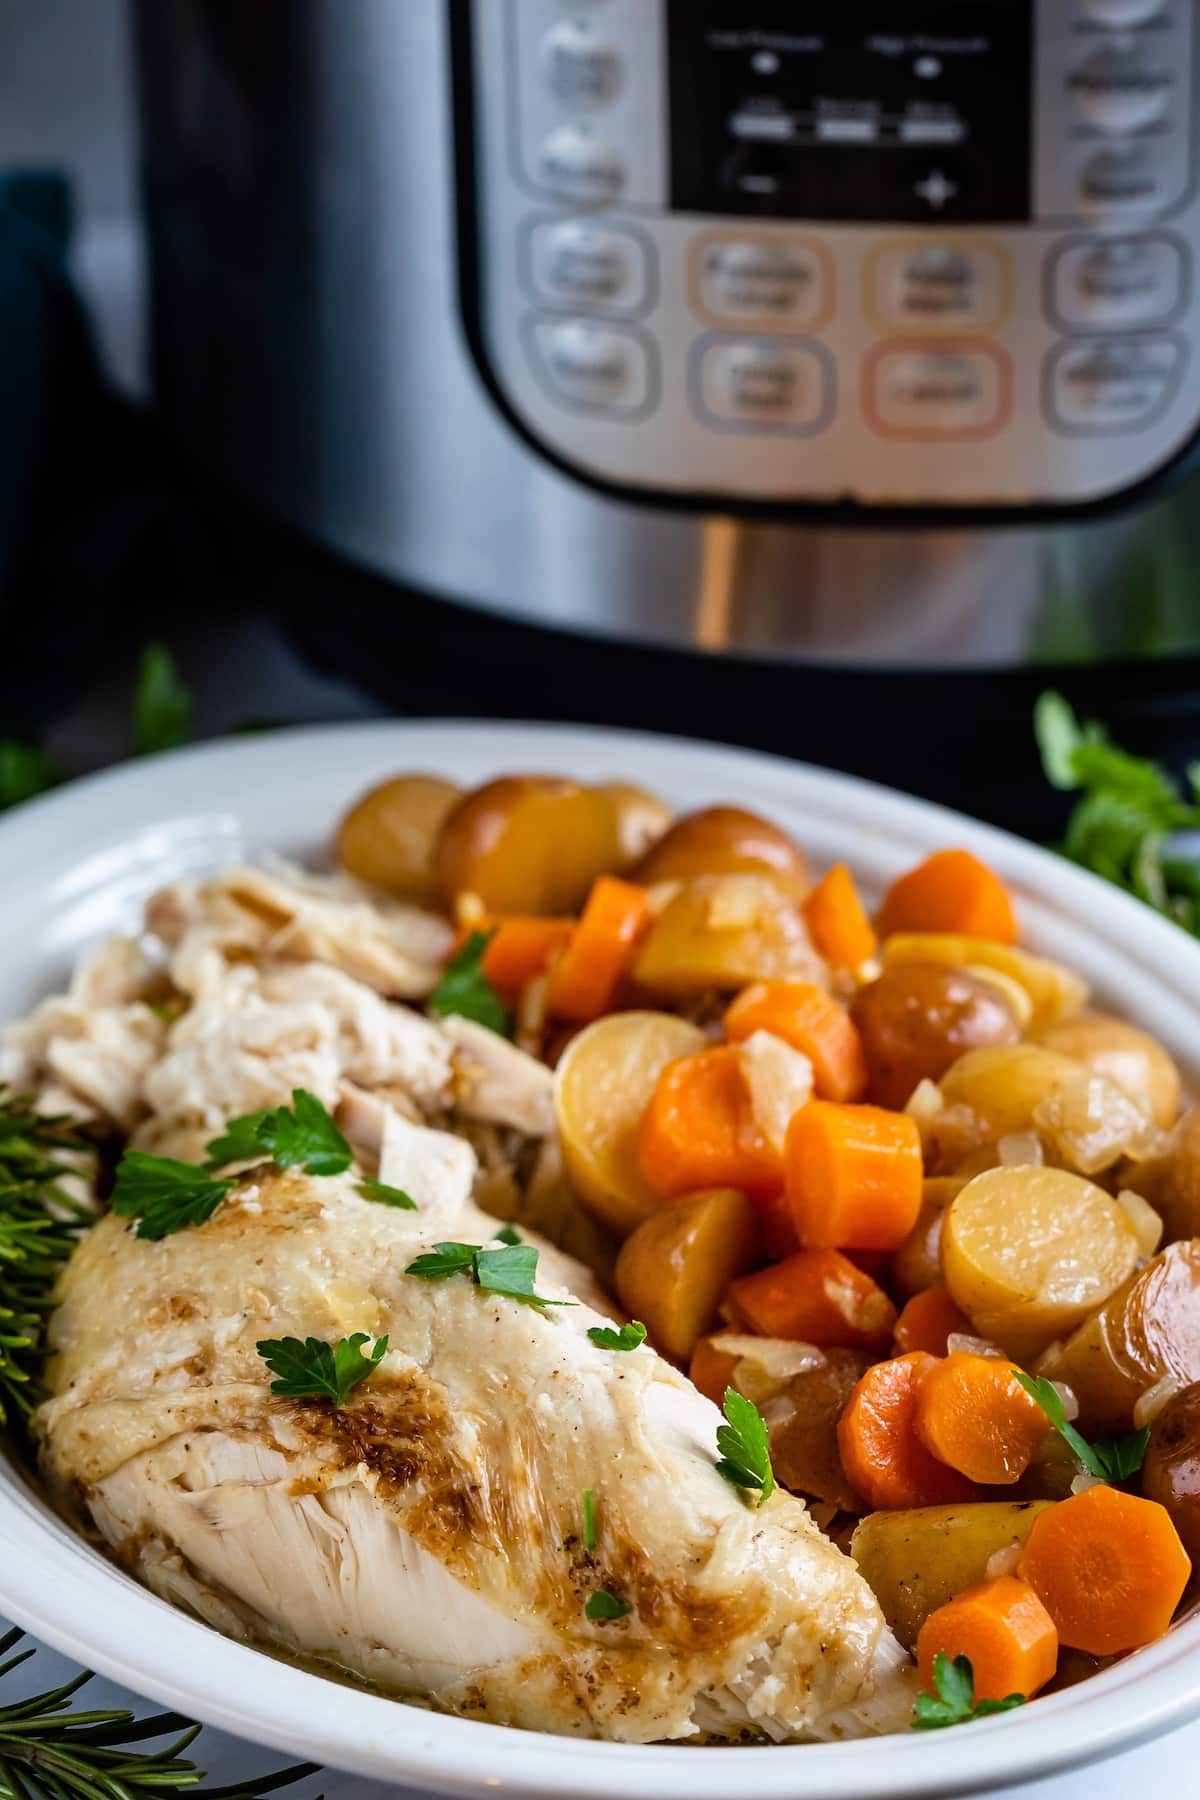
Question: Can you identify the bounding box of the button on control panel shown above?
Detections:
[692,336,834,435]
[523,217,653,314]
[865,344,1012,440]
[1046,336,1184,433]
[1048,234,1187,330]
[689,235,832,333]
[868,242,1012,333]
[522,315,657,417]
[540,20,623,108]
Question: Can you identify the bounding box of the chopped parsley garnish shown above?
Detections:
[257,1332,389,1406]
[133,642,193,757]
[207,1090,352,1177]
[0,740,62,812]
[428,930,511,1037]
[715,1388,775,1507]
[495,1222,522,1246]
[584,1589,630,1623]
[110,1152,235,1242]
[357,1178,418,1211]
[404,1239,573,1309]
[582,1488,597,1552]
[587,1320,647,1353]
[913,1652,1025,1731]
[1014,1371,1150,1481]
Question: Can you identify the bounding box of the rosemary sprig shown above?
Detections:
[0,1627,320,1800]
[0,1092,94,1427]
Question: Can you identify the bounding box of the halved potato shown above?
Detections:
[942,1165,1141,1362]
[336,774,463,902]
[889,1176,963,1301]
[633,875,825,997]
[615,1187,759,1361]
[1035,1013,1181,1130]
[596,782,673,869]
[553,1011,707,1235]
[435,776,621,913]
[882,934,1087,1031]
[630,805,809,896]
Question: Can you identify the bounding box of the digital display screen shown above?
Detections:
[667,2,1033,224]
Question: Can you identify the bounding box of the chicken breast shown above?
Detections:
[36,1166,904,1743]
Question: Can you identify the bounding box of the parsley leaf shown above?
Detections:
[585,1589,630,1623]
[582,1488,597,1552]
[587,1320,647,1352]
[714,1388,775,1506]
[257,1332,388,1406]
[913,1652,1025,1730]
[133,643,193,757]
[1035,691,1200,940]
[110,1151,235,1241]
[404,1239,574,1309]
[208,1090,352,1178]
[357,1178,418,1211]
[428,931,511,1037]
[0,740,62,812]
[495,1223,522,1246]
[1014,1372,1150,1481]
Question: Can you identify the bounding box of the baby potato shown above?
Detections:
[942,1165,1141,1362]
[633,874,825,997]
[553,1011,707,1235]
[1124,1108,1200,1244]
[595,782,673,869]
[882,934,1088,1031]
[1143,1382,1200,1563]
[1036,1240,1200,1434]
[931,1043,1155,1176]
[435,776,621,914]
[615,1187,759,1362]
[336,774,463,902]
[850,1501,1053,1649]
[851,962,1020,1111]
[765,1349,874,1512]
[889,1176,963,1301]
[1035,1012,1181,1130]
[630,806,809,896]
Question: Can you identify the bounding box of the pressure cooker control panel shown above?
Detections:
[461,0,1199,507]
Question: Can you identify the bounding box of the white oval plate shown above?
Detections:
[0,721,1197,1800]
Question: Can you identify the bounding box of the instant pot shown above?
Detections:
[131,0,1200,822]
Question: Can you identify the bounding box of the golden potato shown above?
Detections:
[630,805,809,896]
[850,1502,1053,1649]
[942,1165,1141,1362]
[335,774,462,902]
[1035,1012,1181,1130]
[435,776,621,913]
[882,934,1088,1031]
[1124,1108,1200,1244]
[1143,1382,1200,1563]
[851,962,1020,1111]
[1036,1240,1200,1433]
[553,1011,707,1235]
[763,1349,873,1512]
[889,1176,962,1301]
[632,874,824,997]
[595,783,673,868]
[615,1187,759,1362]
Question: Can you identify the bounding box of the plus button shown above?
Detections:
[915,168,959,210]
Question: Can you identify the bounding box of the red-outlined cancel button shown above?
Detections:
[864,340,1014,440]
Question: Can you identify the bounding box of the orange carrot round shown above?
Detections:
[802,863,878,969]
[688,1336,739,1409]
[837,1352,981,1510]
[785,1100,923,1251]
[547,877,650,1021]
[724,982,868,1102]
[878,848,1018,946]
[636,1046,782,1202]
[894,1284,972,1357]
[1016,1485,1192,1655]
[457,916,575,1001]
[917,1576,1059,1702]
[729,1248,897,1349]
[914,1352,1049,1485]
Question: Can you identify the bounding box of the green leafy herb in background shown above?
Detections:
[1014,1371,1150,1481]
[714,1388,775,1506]
[495,1222,522,1246]
[133,642,193,757]
[0,1628,318,1800]
[0,741,62,812]
[913,1652,1026,1730]
[1035,691,1200,938]
[428,930,511,1037]
[0,1092,93,1424]
[584,1589,630,1623]
[110,1152,235,1242]
[257,1332,389,1406]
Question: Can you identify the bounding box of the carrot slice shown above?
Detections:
[785,1100,923,1251]
[725,982,867,1102]
[1016,1485,1192,1655]
[914,1352,1048,1485]
[894,1284,972,1357]
[837,1352,981,1510]
[689,1335,739,1409]
[454,916,575,1001]
[802,863,878,969]
[878,849,1018,946]
[917,1576,1058,1702]
[636,1046,782,1202]
[729,1248,896,1349]
[547,877,650,1021]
